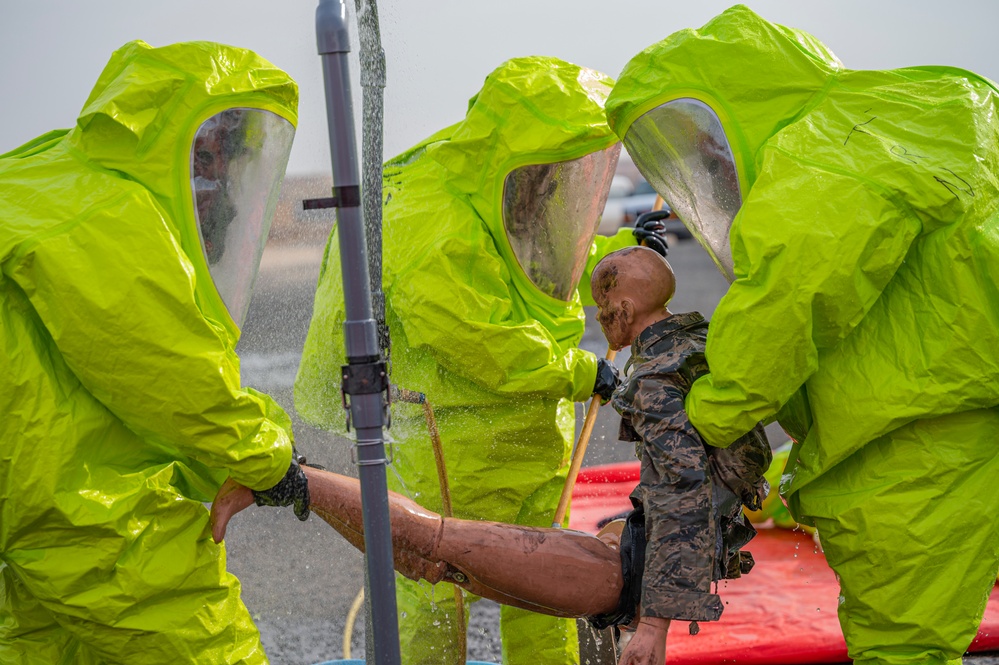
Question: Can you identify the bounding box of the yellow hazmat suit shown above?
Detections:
[607,6,999,663]
[0,41,298,663]
[297,57,635,664]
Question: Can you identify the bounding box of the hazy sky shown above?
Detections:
[2,1,997,175]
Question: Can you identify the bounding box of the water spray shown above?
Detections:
[352,0,390,361]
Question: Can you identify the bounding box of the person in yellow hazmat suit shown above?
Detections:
[295,56,668,665]
[0,41,310,664]
[606,5,999,664]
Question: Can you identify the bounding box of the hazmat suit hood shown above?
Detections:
[428,57,621,323]
[605,4,842,279]
[298,54,636,432]
[68,40,298,340]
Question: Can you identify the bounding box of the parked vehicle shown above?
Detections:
[600,177,691,239]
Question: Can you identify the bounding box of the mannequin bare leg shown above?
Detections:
[303,466,625,619]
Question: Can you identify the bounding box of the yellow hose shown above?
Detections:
[342,586,365,659]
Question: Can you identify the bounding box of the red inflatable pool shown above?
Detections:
[568,462,999,664]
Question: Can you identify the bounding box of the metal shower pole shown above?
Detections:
[313,1,400,662]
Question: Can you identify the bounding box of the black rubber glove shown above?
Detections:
[593,357,622,403]
[633,209,671,258]
[252,449,311,521]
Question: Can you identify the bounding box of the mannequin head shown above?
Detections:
[591,246,676,350]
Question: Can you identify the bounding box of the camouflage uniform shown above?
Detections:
[605,312,772,626]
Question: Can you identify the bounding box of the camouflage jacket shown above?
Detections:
[612,312,772,622]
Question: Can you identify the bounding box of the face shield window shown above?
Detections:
[191,108,295,327]
[623,98,741,281]
[502,143,622,301]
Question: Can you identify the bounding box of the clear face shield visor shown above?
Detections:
[191,108,295,328]
[622,99,742,281]
[501,143,622,301]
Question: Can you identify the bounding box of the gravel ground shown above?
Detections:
[232,220,999,664]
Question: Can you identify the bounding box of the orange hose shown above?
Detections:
[423,400,466,663]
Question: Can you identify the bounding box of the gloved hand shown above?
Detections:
[593,357,621,403]
[633,209,670,258]
[252,449,311,521]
